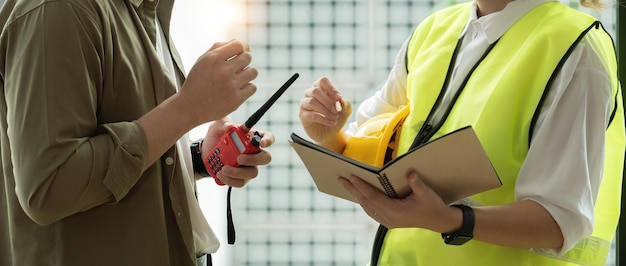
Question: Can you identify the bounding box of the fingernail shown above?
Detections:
[335,101,342,112]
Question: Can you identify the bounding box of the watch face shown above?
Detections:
[443,234,473,245]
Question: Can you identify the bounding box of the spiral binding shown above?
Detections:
[377,173,398,198]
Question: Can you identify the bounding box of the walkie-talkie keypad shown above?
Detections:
[207,147,224,174]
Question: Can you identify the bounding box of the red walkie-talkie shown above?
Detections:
[204,73,299,185]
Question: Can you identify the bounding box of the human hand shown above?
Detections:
[202,118,274,187]
[181,40,258,125]
[337,171,459,233]
[299,77,352,143]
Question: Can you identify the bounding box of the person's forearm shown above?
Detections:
[137,93,200,170]
[473,200,564,249]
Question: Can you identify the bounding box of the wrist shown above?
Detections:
[170,91,215,127]
[441,204,475,245]
[165,93,201,129]
[439,204,464,234]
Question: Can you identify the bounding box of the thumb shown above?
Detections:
[341,99,353,116]
[216,117,235,129]
[337,99,353,128]
[207,118,234,136]
[407,171,426,196]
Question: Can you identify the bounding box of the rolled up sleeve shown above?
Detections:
[101,121,147,203]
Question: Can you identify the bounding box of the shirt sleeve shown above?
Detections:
[516,38,612,256]
[2,2,147,225]
[346,37,411,136]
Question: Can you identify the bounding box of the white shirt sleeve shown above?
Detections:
[517,38,612,256]
[346,38,410,136]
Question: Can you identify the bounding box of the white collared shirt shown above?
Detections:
[348,0,612,256]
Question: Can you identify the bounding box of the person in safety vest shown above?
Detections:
[298,0,625,265]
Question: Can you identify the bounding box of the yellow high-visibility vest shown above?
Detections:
[372,2,624,266]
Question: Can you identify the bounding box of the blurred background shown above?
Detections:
[167,0,619,265]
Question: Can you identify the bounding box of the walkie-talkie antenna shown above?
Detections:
[243,73,299,130]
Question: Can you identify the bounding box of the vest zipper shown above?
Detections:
[411,39,499,149]
[407,36,465,150]
[370,36,500,266]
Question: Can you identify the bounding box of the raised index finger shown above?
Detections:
[316,77,343,101]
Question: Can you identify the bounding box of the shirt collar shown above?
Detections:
[129,0,158,7]
[461,0,557,44]
[128,0,143,7]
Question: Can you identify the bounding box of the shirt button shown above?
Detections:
[165,157,174,165]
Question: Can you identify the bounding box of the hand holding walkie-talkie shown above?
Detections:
[204,73,299,185]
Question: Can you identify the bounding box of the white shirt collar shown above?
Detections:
[461,0,558,44]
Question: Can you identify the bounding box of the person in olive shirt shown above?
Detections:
[0,0,273,265]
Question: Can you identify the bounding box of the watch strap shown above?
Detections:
[191,140,211,177]
[441,204,474,245]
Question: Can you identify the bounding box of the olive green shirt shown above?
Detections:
[0,0,200,265]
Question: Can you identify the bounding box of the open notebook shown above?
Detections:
[289,126,502,204]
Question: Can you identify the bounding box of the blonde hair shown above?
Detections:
[579,0,604,10]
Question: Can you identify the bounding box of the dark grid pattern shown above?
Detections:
[235,226,372,266]
[245,0,369,82]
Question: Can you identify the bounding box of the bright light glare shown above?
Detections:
[171,0,246,75]
[207,1,243,30]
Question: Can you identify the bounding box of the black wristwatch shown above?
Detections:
[191,140,211,177]
[441,204,474,245]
